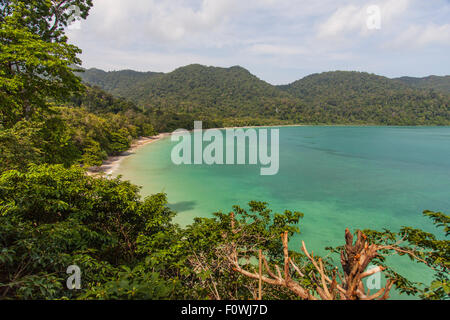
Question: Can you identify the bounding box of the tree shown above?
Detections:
[0,164,177,299]
[0,0,93,127]
[0,116,80,171]
[173,202,306,300]
[0,164,447,300]
[363,210,449,300]
[226,210,449,300]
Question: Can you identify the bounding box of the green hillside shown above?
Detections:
[395,76,450,94]
[81,64,297,117]
[278,71,450,125]
[78,68,163,97]
[79,67,450,127]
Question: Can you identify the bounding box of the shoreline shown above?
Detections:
[87,133,171,176]
[86,124,295,177]
[87,123,448,176]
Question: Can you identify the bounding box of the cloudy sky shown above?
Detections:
[67,0,450,84]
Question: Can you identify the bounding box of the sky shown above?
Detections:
[67,0,450,85]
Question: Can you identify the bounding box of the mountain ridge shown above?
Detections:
[394,75,450,94]
[77,64,450,127]
[80,65,450,88]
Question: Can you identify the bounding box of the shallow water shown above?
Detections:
[114,126,450,299]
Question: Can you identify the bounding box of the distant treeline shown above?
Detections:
[79,65,450,131]
[1,85,157,171]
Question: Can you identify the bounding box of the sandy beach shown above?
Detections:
[87,133,170,176]
[87,124,304,176]
[86,124,330,177]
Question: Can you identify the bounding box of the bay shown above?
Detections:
[114,126,450,299]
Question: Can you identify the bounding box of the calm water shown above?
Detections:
[115,126,450,299]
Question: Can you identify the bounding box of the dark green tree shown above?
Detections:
[0,0,93,127]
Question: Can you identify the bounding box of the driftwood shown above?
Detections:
[226,212,418,300]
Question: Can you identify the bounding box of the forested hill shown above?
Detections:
[78,68,163,97]
[394,75,450,94]
[278,71,450,124]
[79,65,450,126]
[80,64,296,118]
[278,71,409,100]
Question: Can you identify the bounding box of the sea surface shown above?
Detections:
[114,126,450,299]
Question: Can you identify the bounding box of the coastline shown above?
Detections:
[85,124,290,177]
[87,133,171,176]
[87,123,443,177]
[86,125,293,177]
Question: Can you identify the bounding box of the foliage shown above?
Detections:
[0,164,176,299]
[0,164,448,300]
[0,102,156,170]
[0,169,306,300]
[361,210,449,299]
[0,1,156,171]
[0,0,448,301]
[0,0,93,127]
[76,68,163,98]
[79,67,450,131]
[396,76,450,95]
[280,71,450,126]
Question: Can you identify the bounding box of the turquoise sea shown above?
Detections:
[114,126,450,299]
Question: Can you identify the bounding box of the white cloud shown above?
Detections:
[144,0,240,41]
[317,0,410,38]
[71,0,241,43]
[389,24,450,48]
[317,5,365,38]
[246,44,307,56]
[67,0,450,83]
[78,47,234,73]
